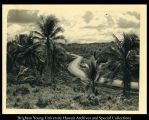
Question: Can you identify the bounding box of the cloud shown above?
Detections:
[105,14,115,26]
[117,17,140,28]
[7,23,38,39]
[60,17,71,26]
[8,10,39,23]
[81,24,106,32]
[82,11,94,24]
[81,14,115,32]
[126,11,140,20]
[7,7,140,43]
[7,24,22,36]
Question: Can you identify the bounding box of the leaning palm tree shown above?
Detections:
[34,15,65,82]
[108,33,139,97]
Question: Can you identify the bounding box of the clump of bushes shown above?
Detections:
[13,85,30,96]
[33,88,40,93]
[80,95,99,106]
[57,102,71,109]
[7,74,17,84]
[7,89,11,95]
[14,102,19,107]
[21,102,33,109]
[73,94,99,107]
[36,97,49,108]
[16,97,21,102]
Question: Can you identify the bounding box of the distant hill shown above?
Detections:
[61,42,115,59]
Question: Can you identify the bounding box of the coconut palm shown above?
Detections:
[34,15,65,81]
[85,51,111,94]
[7,32,42,73]
[7,40,17,73]
[7,39,24,73]
[85,55,97,93]
[107,33,139,97]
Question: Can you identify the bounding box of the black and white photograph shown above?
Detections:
[2,5,147,114]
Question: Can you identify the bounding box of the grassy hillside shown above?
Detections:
[7,72,138,110]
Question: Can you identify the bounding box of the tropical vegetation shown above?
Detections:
[7,15,139,109]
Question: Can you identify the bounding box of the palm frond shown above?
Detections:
[52,35,65,40]
[102,50,121,61]
[110,46,122,58]
[32,31,45,38]
[45,15,58,36]
[122,33,140,52]
[50,27,64,38]
[112,34,125,56]
[32,36,45,41]
[126,50,139,64]
[14,42,23,48]
[107,62,121,80]
[37,21,45,35]
[28,42,41,51]
[86,56,97,80]
[112,34,121,47]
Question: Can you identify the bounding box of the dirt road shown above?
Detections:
[67,53,139,90]
[67,54,88,82]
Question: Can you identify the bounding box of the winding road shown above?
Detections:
[67,53,139,90]
[67,53,89,82]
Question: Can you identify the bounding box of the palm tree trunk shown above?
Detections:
[52,50,56,83]
[51,50,54,83]
[123,61,131,97]
[46,37,52,81]
[92,79,95,93]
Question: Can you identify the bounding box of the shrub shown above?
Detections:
[21,102,33,109]
[14,85,30,95]
[36,97,49,108]
[14,102,19,107]
[16,97,21,102]
[7,74,17,84]
[7,89,11,95]
[33,88,40,93]
[57,102,71,109]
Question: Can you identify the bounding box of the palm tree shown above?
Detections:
[7,40,16,73]
[108,33,139,97]
[7,32,42,72]
[86,55,97,93]
[7,39,23,73]
[34,15,65,82]
[85,51,109,94]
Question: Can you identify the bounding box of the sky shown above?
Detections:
[7,6,140,43]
